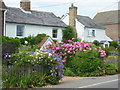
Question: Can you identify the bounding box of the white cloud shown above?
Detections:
[3,0,120,18]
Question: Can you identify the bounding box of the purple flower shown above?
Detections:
[51,73,54,77]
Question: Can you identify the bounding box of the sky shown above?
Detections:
[3,0,120,18]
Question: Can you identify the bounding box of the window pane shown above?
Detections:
[52,29,58,38]
[53,34,57,38]
[92,30,95,36]
[17,25,24,36]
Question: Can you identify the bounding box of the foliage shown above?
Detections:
[20,34,47,46]
[69,50,104,76]
[2,36,21,58]
[93,40,100,46]
[19,45,40,52]
[3,70,46,88]
[102,63,118,75]
[45,39,106,66]
[64,67,75,76]
[109,41,118,48]
[62,26,76,40]
[117,45,120,53]
[3,49,64,88]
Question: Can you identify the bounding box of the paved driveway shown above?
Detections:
[42,74,119,88]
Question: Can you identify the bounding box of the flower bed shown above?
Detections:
[3,49,64,88]
[45,38,118,76]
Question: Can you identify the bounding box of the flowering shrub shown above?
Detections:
[45,38,106,65]
[44,39,118,76]
[3,50,64,88]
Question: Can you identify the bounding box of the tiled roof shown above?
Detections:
[76,15,105,29]
[93,10,119,25]
[6,7,67,27]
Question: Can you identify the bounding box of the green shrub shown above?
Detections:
[93,40,100,46]
[64,67,75,76]
[20,34,47,46]
[62,26,76,40]
[2,36,21,58]
[103,63,118,75]
[109,41,118,48]
[69,50,104,76]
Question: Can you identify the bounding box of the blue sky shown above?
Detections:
[3,0,120,18]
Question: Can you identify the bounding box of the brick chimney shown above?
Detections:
[69,3,77,28]
[69,4,77,37]
[20,0,31,11]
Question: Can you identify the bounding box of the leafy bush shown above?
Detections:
[93,40,100,46]
[45,39,106,67]
[69,50,104,76]
[109,41,118,48]
[103,63,118,75]
[62,26,76,40]
[20,34,47,46]
[2,36,21,58]
[3,49,64,88]
[64,67,75,76]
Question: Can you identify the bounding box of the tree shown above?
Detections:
[62,26,76,40]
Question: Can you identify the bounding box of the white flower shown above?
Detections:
[24,41,28,44]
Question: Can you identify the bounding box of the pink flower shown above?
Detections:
[56,41,60,44]
[69,48,73,51]
[45,45,50,49]
[70,56,72,58]
[68,40,72,42]
[63,60,66,63]
[103,60,107,63]
[72,38,75,40]
[56,47,60,50]
[67,51,71,54]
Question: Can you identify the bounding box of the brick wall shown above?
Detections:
[104,24,119,41]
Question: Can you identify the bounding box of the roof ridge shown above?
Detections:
[31,10,52,14]
[97,9,120,15]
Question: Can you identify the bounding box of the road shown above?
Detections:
[42,74,119,88]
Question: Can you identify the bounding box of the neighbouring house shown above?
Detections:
[62,4,112,47]
[0,0,7,36]
[4,0,66,41]
[93,10,120,43]
[38,37,53,50]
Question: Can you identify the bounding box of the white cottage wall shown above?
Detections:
[5,23,63,41]
[84,28,112,42]
[76,19,84,41]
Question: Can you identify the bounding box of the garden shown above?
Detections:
[1,26,120,88]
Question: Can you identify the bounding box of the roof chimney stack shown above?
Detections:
[69,3,77,37]
[20,0,31,11]
[69,3,77,28]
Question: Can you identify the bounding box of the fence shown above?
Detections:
[2,64,46,88]
[109,51,119,55]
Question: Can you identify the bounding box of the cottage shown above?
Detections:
[4,0,66,41]
[0,0,7,36]
[62,4,112,47]
[93,10,120,43]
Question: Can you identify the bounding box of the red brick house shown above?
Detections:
[0,0,7,36]
[93,10,120,43]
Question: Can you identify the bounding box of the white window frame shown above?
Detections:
[88,29,95,37]
[16,25,24,36]
[52,28,58,38]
